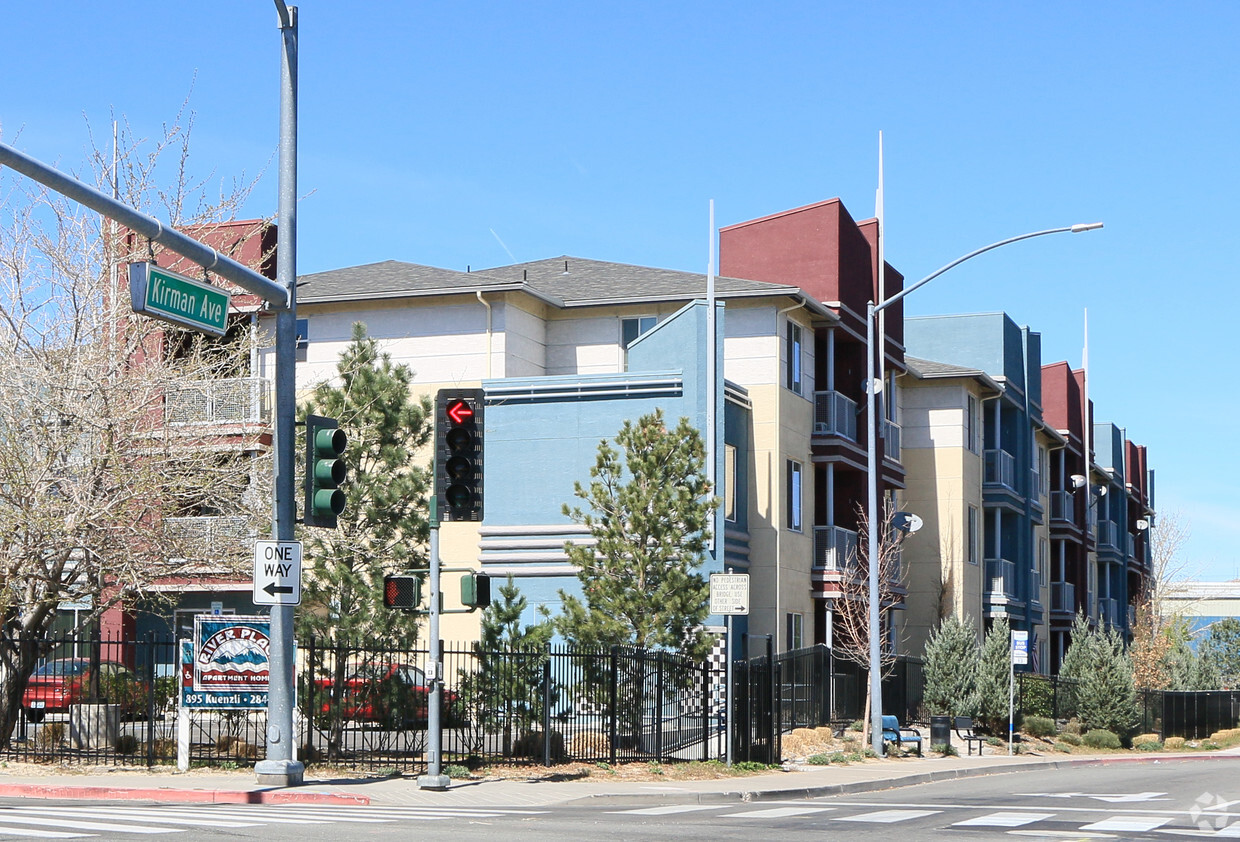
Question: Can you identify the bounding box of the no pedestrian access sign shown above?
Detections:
[252,541,302,606]
[710,573,750,616]
[128,262,231,337]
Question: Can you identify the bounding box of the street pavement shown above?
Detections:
[0,745,1236,809]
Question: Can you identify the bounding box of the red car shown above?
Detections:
[314,663,461,728]
[22,659,142,723]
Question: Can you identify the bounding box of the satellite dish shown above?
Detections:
[1070,474,1087,489]
[863,378,885,395]
[1136,519,1150,531]
[893,511,923,535]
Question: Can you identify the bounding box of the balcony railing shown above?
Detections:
[882,418,901,460]
[1098,597,1120,628]
[984,449,1017,489]
[164,515,254,546]
[814,525,859,572]
[1050,490,1073,522]
[985,558,1017,596]
[1097,520,1119,549]
[813,391,858,442]
[166,378,271,426]
[1051,581,1075,612]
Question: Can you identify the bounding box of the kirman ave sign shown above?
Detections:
[129,262,230,336]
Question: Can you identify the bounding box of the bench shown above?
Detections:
[881,715,922,756]
[954,716,985,755]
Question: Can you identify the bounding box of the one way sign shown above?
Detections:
[252,541,302,606]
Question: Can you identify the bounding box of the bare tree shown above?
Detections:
[0,110,267,744]
[831,503,909,746]
[1129,510,1195,689]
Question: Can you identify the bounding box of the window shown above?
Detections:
[295,318,309,362]
[967,505,979,564]
[724,444,737,523]
[786,459,803,532]
[787,321,803,395]
[621,316,657,348]
[786,613,803,651]
[1037,445,1050,496]
[1038,537,1049,589]
[966,393,979,453]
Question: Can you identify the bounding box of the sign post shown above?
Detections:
[1010,629,1029,755]
[710,573,749,766]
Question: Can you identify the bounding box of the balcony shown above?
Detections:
[1050,491,1073,523]
[1098,597,1121,628]
[166,378,271,426]
[814,525,859,572]
[984,449,1017,490]
[813,391,858,441]
[985,558,1017,597]
[882,418,901,460]
[1097,520,1119,549]
[1051,581,1075,613]
[164,515,255,546]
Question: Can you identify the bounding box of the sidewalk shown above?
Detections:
[0,747,1236,807]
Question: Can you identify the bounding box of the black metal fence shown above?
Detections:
[1016,673,1240,740]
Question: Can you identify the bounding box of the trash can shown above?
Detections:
[930,715,951,749]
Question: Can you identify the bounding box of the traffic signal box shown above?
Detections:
[435,389,484,522]
[304,415,347,528]
[383,575,421,609]
[460,572,491,609]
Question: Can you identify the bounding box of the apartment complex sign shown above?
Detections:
[129,262,230,337]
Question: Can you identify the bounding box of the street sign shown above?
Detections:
[1011,629,1029,665]
[252,540,302,606]
[710,573,750,616]
[128,262,231,337]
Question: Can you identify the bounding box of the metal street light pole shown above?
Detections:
[865,222,1103,756]
[254,0,302,787]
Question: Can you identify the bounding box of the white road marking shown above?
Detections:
[1080,815,1172,832]
[951,811,1056,827]
[0,827,89,839]
[833,809,940,823]
[609,805,722,816]
[0,814,185,834]
[10,807,260,828]
[720,807,835,818]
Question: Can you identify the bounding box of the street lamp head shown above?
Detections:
[1070,222,1104,233]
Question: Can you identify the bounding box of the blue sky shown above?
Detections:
[3,2,1237,580]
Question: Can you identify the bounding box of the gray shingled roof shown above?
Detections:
[297,255,826,314]
[904,356,1002,391]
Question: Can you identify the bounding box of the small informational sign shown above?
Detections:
[252,540,302,606]
[128,262,230,337]
[710,573,750,616]
[192,615,271,696]
[1011,630,1030,665]
[180,638,268,710]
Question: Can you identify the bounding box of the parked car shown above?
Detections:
[22,659,145,723]
[313,663,464,728]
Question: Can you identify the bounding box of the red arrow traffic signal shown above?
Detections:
[447,399,473,425]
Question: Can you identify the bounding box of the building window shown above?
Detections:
[724,444,737,523]
[967,505,979,564]
[1039,537,1049,589]
[786,612,803,651]
[786,459,803,532]
[1038,445,1050,496]
[621,316,657,348]
[787,321,803,395]
[966,393,979,453]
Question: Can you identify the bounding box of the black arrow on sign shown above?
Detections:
[263,582,294,596]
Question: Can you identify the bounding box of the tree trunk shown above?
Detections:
[0,633,43,750]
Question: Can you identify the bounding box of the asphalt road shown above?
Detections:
[0,759,1236,840]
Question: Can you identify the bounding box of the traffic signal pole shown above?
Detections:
[418,497,449,790]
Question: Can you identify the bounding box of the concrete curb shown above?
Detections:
[564,752,1240,808]
[0,784,370,805]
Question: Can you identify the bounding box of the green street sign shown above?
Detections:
[128,262,231,336]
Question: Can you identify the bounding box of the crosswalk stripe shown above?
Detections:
[1214,822,1240,837]
[0,827,89,839]
[952,812,1056,827]
[833,809,941,823]
[608,805,722,816]
[0,814,185,834]
[2,807,258,828]
[720,807,835,818]
[1079,815,1171,832]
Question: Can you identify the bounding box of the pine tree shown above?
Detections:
[295,323,433,755]
[556,409,719,659]
[975,617,1012,734]
[1057,612,1094,718]
[1075,624,1139,737]
[922,615,980,718]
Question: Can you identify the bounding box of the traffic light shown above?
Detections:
[435,389,484,522]
[460,573,491,610]
[304,415,347,528]
[383,575,421,610]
